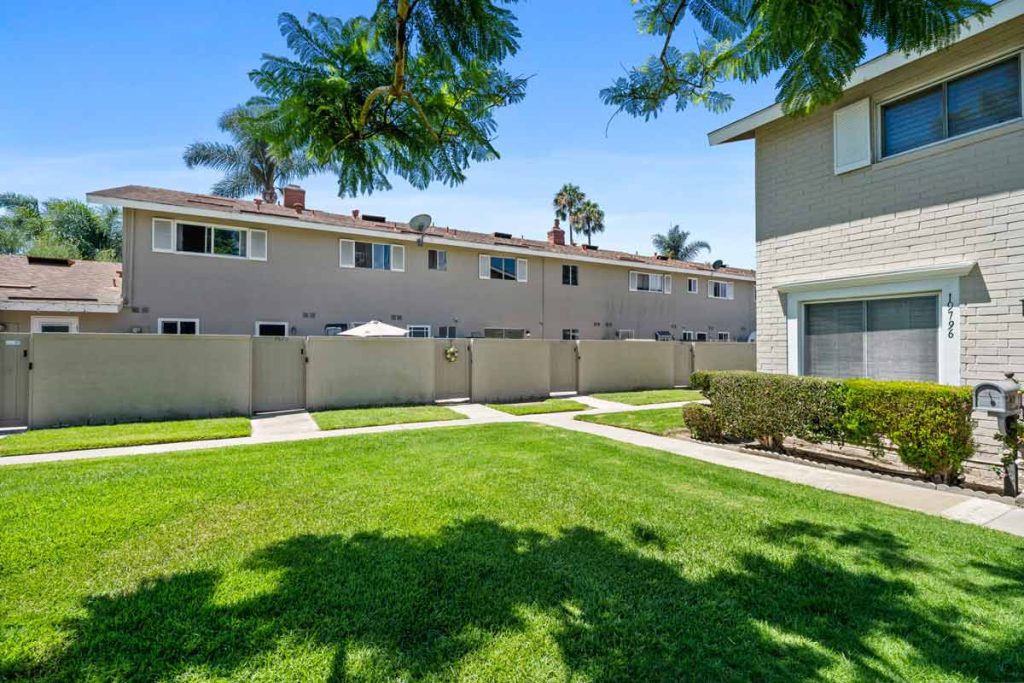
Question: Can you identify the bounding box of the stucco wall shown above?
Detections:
[28,333,251,427]
[434,338,471,400]
[305,337,436,410]
[577,341,676,394]
[751,19,1024,464]
[693,342,757,373]
[470,339,551,403]
[115,207,755,341]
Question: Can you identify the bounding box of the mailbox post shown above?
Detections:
[974,372,1022,497]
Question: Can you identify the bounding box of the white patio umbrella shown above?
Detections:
[338,320,409,337]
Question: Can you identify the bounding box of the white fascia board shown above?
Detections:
[776,262,976,293]
[707,0,1024,146]
[89,195,757,282]
[0,301,121,313]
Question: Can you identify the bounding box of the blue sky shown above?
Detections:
[0,1,785,268]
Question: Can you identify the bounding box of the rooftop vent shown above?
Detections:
[582,244,599,251]
[362,214,387,223]
[26,256,72,267]
[655,254,668,260]
[493,231,513,240]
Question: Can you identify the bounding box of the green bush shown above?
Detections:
[683,404,721,441]
[842,379,974,483]
[688,371,713,392]
[706,372,845,449]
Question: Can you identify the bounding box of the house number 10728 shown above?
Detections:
[947,293,955,339]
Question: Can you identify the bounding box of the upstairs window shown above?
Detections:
[255,321,288,337]
[479,255,527,282]
[562,264,579,286]
[428,249,447,271]
[717,332,731,341]
[340,239,405,271]
[882,55,1022,157]
[562,328,579,340]
[687,278,698,293]
[629,271,671,294]
[709,280,733,299]
[159,318,198,335]
[679,331,695,341]
[153,219,266,260]
[407,325,431,338]
[438,325,458,339]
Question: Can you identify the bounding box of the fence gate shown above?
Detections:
[550,340,579,393]
[0,333,30,427]
[251,336,306,413]
[434,339,470,400]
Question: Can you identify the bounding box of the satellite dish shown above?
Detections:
[712,259,726,270]
[409,214,432,245]
[409,214,432,232]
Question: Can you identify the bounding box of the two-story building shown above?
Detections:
[0,185,755,340]
[709,0,1024,466]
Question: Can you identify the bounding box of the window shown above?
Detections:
[804,295,938,382]
[717,332,730,342]
[479,255,527,282]
[340,239,405,271]
[324,323,347,336]
[152,219,266,261]
[695,332,708,341]
[407,325,431,338]
[438,325,458,339]
[562,328,579,340]
[30,316,78,333]
[428,249,447,271]
[617,329,635,340]
[562,264,579,286]
[709,280,733,299]
[255,321,289,337]
[680,331,695,341]
[687,278,698,293]
[159,318,198,335]
[483,327,526,339]
[629,271,671,294]
[882,55,1022,157]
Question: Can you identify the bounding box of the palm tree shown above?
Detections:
[183,103,320,203]
[577,200,605,247]
[552,184,585,246]
[652,225,710,261]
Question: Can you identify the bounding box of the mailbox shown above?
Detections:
[974,373,1021,435]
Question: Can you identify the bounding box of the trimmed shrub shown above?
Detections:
[842,379,974,483]
[688,371,713,392]
[683,404,721,441]
[706,372,845,449]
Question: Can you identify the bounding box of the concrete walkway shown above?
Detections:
[3,399,1021,537]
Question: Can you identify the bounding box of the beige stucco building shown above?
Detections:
[5,185,755,342]
[709,0,1024,464]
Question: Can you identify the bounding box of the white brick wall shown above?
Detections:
[753,22,1024,464]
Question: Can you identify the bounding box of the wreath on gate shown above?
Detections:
[444,344,459,363]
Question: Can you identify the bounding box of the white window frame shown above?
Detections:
[695,332,708,342]
[479,254,526,282]
[785,275,961,386]
[339,239,404,272]
[562,328,580,340]
[255,321,289,337]
[483,327,526,339]
[617,329,635,340]
[679,330,695,341]
[152,218,267,261]
[31,315,79,333]
[562,264,579,287]
[629,271,670,294]
[158,318,200,335]
[876,50,1024,161]
[709,280,734,299]
[717,332,731,342]
[687,277,698,294]
[437,325,458,339]
[428,249,447,271]
[407,324,432,338]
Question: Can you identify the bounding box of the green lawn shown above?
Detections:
[487,398,589,415]
[592,388,704,405]
[312,405,465,430]
[576,407,684,436]
[2,423,1021,681]
[0,417,251,457]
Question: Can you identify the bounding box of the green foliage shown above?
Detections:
[707,372,846,449]
[602,0,990,119]
[688,371,712,392]
[652,224,710,261]
[0,194,121,260]
[842,379,974,483]
[249,3,527,196]
[699,372,976,482]
[577,199,605,247]
[552,183,585,245]
[183,102,324,202]
[682,404,721,441]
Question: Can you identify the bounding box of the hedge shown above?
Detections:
[682,404,721,441]
[695,371,975,483]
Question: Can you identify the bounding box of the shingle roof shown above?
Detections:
[87,185,755,280]
[0,255,122,306]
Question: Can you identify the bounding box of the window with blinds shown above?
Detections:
[804,295,938,382]
[882,55,1022,157]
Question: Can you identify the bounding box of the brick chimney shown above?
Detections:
[283,185,306,212]
[547,218,565,246]
[352,209,361,220]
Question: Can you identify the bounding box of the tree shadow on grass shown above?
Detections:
[13,519,1022,681]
